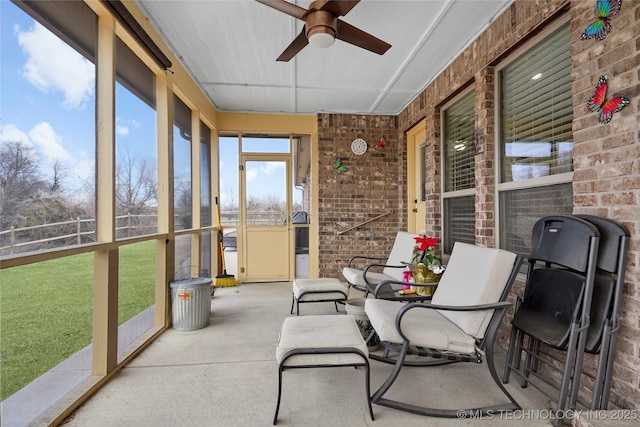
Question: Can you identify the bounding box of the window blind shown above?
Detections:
[444,91,475,192]
[500,183,573,258]
[500,23,573,183]
[444,196,475,253]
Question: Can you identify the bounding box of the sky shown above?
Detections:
[1,2,96,193]
[1,1,299,213]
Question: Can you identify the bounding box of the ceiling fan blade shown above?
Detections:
[255,0,307,20]
[336,20,391,55]
[317,0,360,16]
[276,28,309,62]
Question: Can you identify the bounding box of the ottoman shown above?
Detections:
[273,314,374,424]
[291,278,348,315]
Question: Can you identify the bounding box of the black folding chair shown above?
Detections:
[503,215,600,424]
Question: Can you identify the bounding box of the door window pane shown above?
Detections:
[245,160,287,226]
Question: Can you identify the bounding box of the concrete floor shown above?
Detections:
[62,282,558,427]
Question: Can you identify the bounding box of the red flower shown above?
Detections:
[413,235,439,251]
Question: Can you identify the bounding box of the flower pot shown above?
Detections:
[413,263,441,297]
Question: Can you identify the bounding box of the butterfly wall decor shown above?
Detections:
[375,136,387,151]
[333,158,347,174]
[587,75,629,124]
[581,0,622,41]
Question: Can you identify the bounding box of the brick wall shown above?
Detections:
[316,114,403,280]
[570,0,640,409]
[315,0,639,411]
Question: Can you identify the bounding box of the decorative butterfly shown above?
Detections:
[587,75,629,124]
[581,0,622,41]
[375,136,387,151]
[333,158,347,174]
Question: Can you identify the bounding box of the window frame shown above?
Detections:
[441,88,477,253]
[494,16,574,253]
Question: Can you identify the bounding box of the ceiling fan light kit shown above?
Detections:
[306,10,337,48]
[256,0,391,61]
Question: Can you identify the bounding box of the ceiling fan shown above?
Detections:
[256,0,391,62]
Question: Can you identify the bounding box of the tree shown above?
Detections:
[116,148,157,215]
[116,148,158,236]
[0,141,46,229]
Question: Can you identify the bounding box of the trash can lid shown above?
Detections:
[170,277,213,289]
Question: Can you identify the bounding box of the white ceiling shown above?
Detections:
[135,0,513,115]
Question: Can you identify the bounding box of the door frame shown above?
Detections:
[239,152,292,282]
[407,120,427,233]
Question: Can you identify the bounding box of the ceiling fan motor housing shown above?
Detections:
[305,10,338,40]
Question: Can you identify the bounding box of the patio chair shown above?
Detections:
[571,215,629,410]
[364,242,522,417]
[342,231,419,294]
[502,215,600,423]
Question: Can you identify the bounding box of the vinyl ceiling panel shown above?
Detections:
[136,0,513,115]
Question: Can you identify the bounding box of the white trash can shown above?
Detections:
[170,277,212,331]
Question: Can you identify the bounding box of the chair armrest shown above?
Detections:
[362,263,405,285]
[348,255,387,268]
[394,301,512,342]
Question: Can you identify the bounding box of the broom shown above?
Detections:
[214,197,238,287]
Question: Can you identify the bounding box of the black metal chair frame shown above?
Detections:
[502,215,601,425]
[344,255,390,293]
[273,347,374,425]
[369,255,523,417]
[290,288,348,315]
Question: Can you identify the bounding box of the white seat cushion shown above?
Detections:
[365,299,476,354]
[293,278,347,302]
[432,242,517,339]
[342,231,419,286]
[276,315,368,366]
[342,267,393,288]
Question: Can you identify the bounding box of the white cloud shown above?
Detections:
[28,122,70,162]
[0,124,32,147]
[116,125,130,136]
[246,167,258,182]
[15,22,95,110]
[260,162,285,175]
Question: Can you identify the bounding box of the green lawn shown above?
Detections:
[0,240,155,400]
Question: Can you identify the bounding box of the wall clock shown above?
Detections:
[351,138,368,155]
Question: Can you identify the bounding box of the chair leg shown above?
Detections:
[371,341,409,403]
[364,358,374,421]
[273,364,284,425]
[485,333,522,413]
[503,326,518,383]
[289,295,295,315]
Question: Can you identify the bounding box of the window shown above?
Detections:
[115,36,157,239]
[442,91,476,253]
[498,22,573,257]
[0,0,97,255]
[173,95,192,231]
